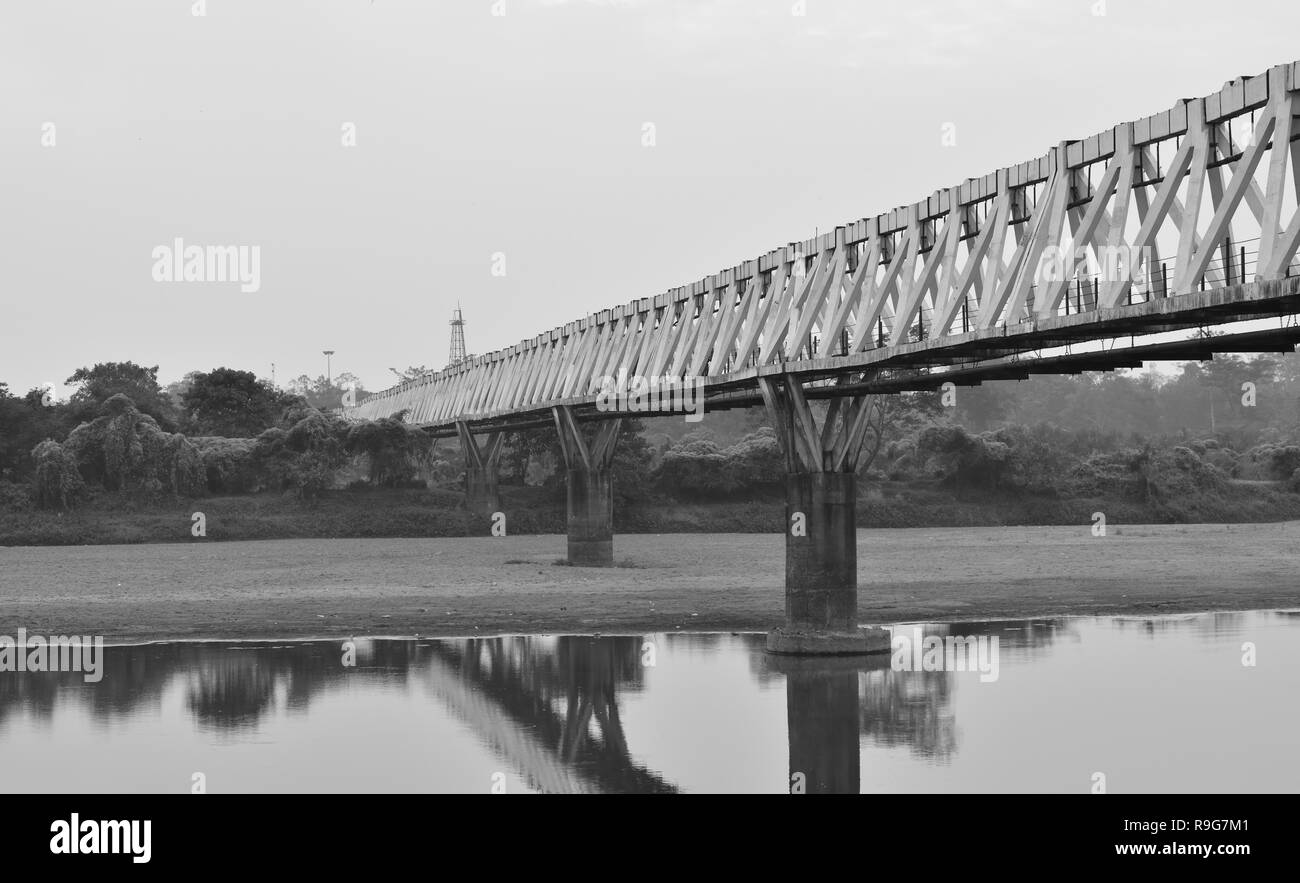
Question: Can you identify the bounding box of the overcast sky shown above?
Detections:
[3,0,1299,397]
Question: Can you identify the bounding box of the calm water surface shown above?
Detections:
[1,611,1297,793]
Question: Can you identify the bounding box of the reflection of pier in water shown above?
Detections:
[761,618,1075,792]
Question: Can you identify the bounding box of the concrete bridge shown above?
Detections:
[346,60,1300,654]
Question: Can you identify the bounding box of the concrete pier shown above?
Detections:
[553,407,622,567]
[457,424,503,518]
[565,464,614,566]
[760,375,891,656]
[784,472,857,628]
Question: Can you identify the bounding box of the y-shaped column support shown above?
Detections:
[457,422,503,518]
[759,373,890,655]
[553,407,622,567]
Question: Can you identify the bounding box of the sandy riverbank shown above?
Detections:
[3,523,1299,643]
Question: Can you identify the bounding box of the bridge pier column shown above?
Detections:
[785,471,857,628]
[759,374,891,656]
[457,423,503,518]
[553,407,621,567]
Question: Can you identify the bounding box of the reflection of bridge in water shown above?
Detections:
[0,626,1078,793]
[421,637,675,794]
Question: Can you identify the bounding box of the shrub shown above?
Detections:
[726,428,785,489]
[32,440,85,509]
[1202,446,1240,476]
[344,418,435,487]
[61,394,205,497]
[983,423,1077,494]
[914,425,1010,491]
[1062,449,1147,499]
[1142,446,1230,501]
[159,433,206,497]
[254,410,349,500]
[192,437,260,493]
[655,438,734,498]
[653,429,784,499]
[1238,443,1300,480]
[0,479,32,511]
[251,427,292,491]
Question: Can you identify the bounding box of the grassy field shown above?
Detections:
[5,478,1300,546]
[2,523,1298,643]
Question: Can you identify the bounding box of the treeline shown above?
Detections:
[0,361,659,514]
[6,351,1300,528]
[0,363,429,510]
[947,348,1300,438]
[646,352,1300,522]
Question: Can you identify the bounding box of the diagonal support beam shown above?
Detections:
[1184,102,1277,290]
[1259,73,1299,277]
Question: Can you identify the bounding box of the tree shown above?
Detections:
[653,426,784,500]
[852,396,890,475]
[182,368,293,438]
[253,410,350,500]
[0,383,69,481]
[163,372,199,411]
[611,418,653,502]
[499,427,558,484]
[953,382,1013,430]
[392,365,433,382]
[1193,354,1275,433]
[345,418,436,487]
[0,383,14,475]
[61,394,204,496]
[66,362,178,429]
[287,373,370,410]
[31,440,85,509]
[655,437,734,498]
